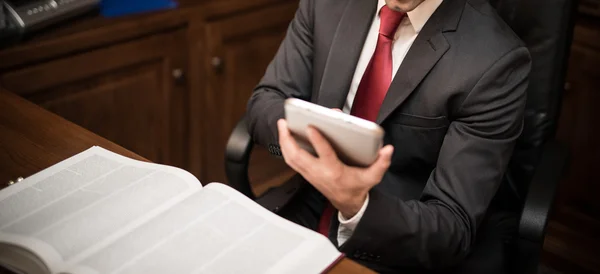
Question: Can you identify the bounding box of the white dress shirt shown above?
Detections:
[337,0,443,247]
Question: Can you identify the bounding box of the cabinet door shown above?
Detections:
[557,35,600,214]
[545,19,600,274]
[0,29,189,169]
[202,2,298,187]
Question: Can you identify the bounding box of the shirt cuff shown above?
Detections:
[338,194,369,232]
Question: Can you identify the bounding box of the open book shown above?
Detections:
[0,146,342,274]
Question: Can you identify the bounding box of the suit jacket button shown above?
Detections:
[268,144,280,156]
[268,144,279,156]
[353,250,361,259]
[376,255,381,262]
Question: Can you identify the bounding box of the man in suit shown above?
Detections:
[246,0,531,273]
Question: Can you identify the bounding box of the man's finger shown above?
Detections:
[278,119,318,173]
[364,145,394,182]
[277,119,304,171]
[306,126,338,162]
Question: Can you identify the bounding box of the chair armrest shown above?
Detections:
[224,116,255,199]
[518,139,568,243]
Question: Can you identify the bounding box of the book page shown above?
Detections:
[70,183,342,274]
[0,146,202,273]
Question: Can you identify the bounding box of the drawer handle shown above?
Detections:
[172,68,184,80]
[211,56,224,72]
[172,68,186,85]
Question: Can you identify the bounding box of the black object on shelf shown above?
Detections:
[0,0,100,49]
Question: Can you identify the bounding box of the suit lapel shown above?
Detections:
[317,0,377,108]
[376,0,466,124]
[376,33,449,124]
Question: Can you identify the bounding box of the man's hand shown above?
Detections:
[277,119,394,218]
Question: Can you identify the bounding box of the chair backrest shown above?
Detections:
[487,0,577,207]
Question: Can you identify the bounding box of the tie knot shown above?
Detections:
[379,5,405,38]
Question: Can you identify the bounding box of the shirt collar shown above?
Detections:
[376,0,443,33]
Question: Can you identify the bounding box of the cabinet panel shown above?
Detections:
[201,2,298,185]
[555,20,600,217]
[558,43,600,210]
[0,29,189,168]
[545,17,600,274]
[40,63,169,163]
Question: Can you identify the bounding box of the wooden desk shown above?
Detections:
[0,90,147,185]
[0,89,376,274]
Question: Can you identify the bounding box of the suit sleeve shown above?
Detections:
[339,47,532,269]
[246,0,314,148]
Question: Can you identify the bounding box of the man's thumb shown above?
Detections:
[367,145,394,178]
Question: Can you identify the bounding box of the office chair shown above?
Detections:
[224,0,576,273]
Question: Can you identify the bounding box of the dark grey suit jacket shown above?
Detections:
[247,0,531,271]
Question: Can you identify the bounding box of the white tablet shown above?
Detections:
[284,98,385,167]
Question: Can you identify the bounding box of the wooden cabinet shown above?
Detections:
[0,0,299,187]
[558,21,600,210]
[200,1,298,185]
[0,28,189,168]
[543,15,600,274]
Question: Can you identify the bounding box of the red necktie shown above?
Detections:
[351,6,406,122]
[318,6,405,237]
